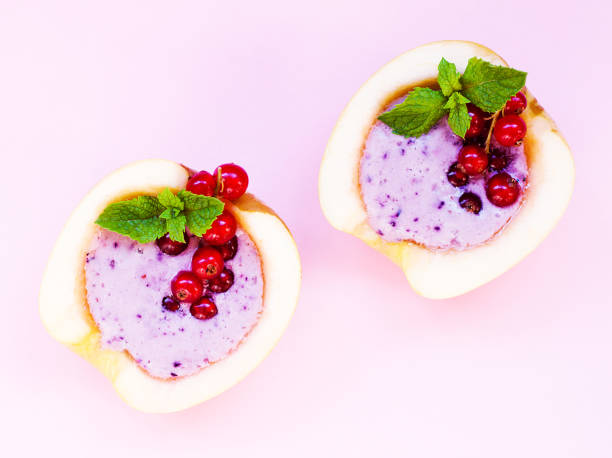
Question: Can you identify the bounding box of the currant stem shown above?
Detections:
[214,167,223,195]
[485,111,500,154]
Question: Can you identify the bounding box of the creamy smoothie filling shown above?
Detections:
[84,227,263,379]
[360,95,528,251]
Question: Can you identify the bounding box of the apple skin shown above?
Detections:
[319,41,575,299]
[39,159,301,413]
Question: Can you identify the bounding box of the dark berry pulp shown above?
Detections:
[190,297,218,320]
[156,233,188,256]
[208,268,234,293]
[459,192,483,214]
[447,162,469,187]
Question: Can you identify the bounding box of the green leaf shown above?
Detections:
[177,191,225,236]
[378,88,448,138]
[443,91,470,110]
[165,214,187,242]
[460,57,527,113]
[438,58,462,97]
[157,188,184,210]
[95,196,166,243]
[445,92,471,138]
[159,207,181,220]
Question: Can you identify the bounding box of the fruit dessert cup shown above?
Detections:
[40,159,301,412]
[319,41,574,299]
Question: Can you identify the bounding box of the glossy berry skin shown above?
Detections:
[447,162,469,187]
[494,114,527,147]
[488,149,509,172]
[465,104,487,139]
[458,145,488,176]
[459,192,483,214]
[486,173,521,207]
[202,210,237,246]
[186,171,216,197]
[190,297,218,320]
[191,246,224,280]
[214,163,249,201]
[171,271,204,303]
[215,236,238,261]
[162,296,180,312]
[504,91,527,115]
[156,233,188,256]
[208,268,234,293]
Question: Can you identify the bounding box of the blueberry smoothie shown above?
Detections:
[360,95,528,251]
[84,228,263,379]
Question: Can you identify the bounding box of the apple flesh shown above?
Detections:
[319,41,575,299]
[39,159,301,413]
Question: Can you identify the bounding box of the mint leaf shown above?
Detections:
[95,196,166,243]
[444,91,470,109]
[159,207,181,220]
[165,214,187,242]
[177,191,224,236]
[378,88,447,138]
[444,92,471,138]
[438,58,462,97]
[157,188,184,210]
[460,57,527,112]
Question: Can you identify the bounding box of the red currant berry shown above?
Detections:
[162,296,180,312]
[486,172,521,207]
[156,233,188,256]
[186,171,216,196]
[202,210,237,246]
[465,104,487,139]
[458,145,488,176]
[459,192,483,214]
[493,114,527,147]
[214,163,249,200]
[215,236,238,261]
[191,246,224,280]
[447,162,469,187]
[190,297,218,320]
[488,149,509,172]
[171,271,204,303]
[504,91,527,115]
[208,268,234,293]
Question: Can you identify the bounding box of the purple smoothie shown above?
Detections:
[85,228,263,379]
[360,96,528,250]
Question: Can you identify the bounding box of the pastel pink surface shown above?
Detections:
[0,1,610,457]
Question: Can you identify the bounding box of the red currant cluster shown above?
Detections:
[447,92,527,213]
[156,163,249,320]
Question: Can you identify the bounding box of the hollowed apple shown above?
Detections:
[319,41,574,299]
[39,159,301,412]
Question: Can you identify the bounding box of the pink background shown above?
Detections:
[1,0,610,456]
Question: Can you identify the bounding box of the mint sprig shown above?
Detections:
[378,57,526,139]
[95,189,224,243]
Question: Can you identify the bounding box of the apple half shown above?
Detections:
[39,159,301,413]
[319,41,575,299]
